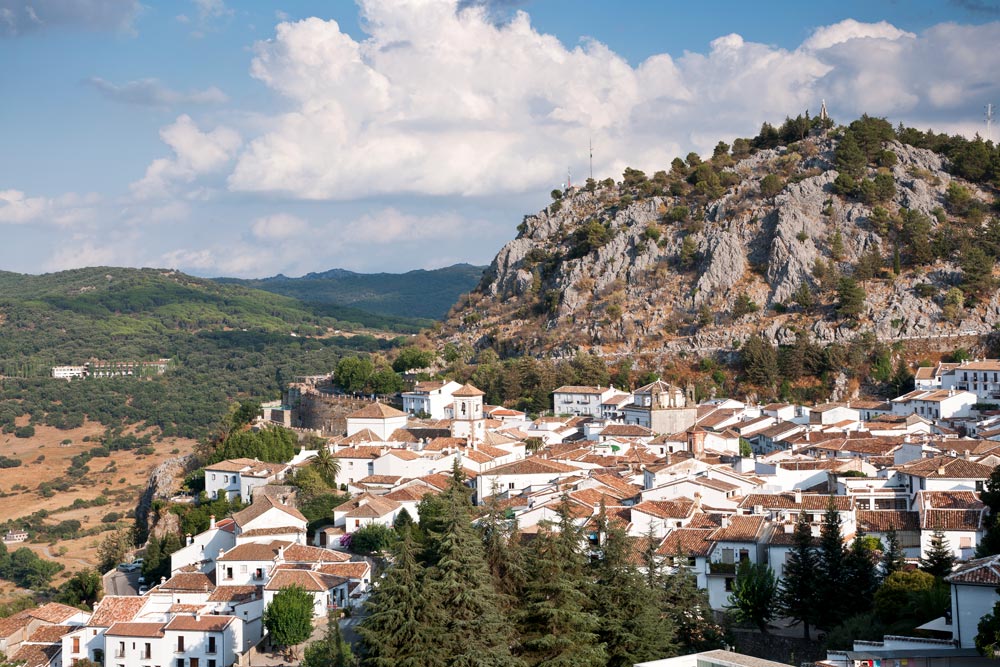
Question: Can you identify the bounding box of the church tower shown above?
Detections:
[450,383,486,444]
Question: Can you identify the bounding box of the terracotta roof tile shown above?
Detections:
[26,624,72,643]
[347,403,407,419]
[948,554,1000,585]
[710,515,767,542]
[165,615,236,632]
[738,493,853,511]
[9,644,60,667]
[218,541,290,562]
[89,596,147,627]
[857,510,920,532]
[160,571,216,591]
[922,509,985,530]
[207,585,261,602]
[658,528,714,557]
[895,456,993,479]
[105,622,165,638]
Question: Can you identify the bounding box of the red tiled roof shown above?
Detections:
[857,510,920,532]
[738,493,853,511]
[947,554,1000,585]
[165,615,236,632]
[895,456,993,479]
[658,528,714,557]
[710,515,766,542]
[105,622,165,638]
[347,403,407,419]
[89,596,147,627]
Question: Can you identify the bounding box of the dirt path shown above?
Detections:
[41,545,92,569]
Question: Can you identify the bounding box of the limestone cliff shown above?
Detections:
[446,129,998,358]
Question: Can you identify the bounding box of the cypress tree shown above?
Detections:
[358,531,434,667]
[816,497,849,630]
[422,464,521,667]
[779,512,819,639]
[844,526,879,612]
[518,500,605,667]
[593,522,676,667]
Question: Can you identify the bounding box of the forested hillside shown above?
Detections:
[0,267,406,439]
[219,263,485,320]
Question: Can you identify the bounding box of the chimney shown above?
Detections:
[186,533,193,547]
[794,488,802,504]
[195,612,200,622]
[965,449,971,460]
[784,523,794,534]
[209,515,216,529]
[736,507,744,516]
[754,504,764,516]
[218,548,225,560]
[693,492,702,511]
[160,576,166,585]
[938,464,946,476]
[721,515,730,528]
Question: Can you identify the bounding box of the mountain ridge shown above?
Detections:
[443,116,1000,363]
[216,262,485,320]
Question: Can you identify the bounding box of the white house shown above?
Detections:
[475,457,579,502]
[170,516,237,575]
[890,456,992,510]
[401,380,463,419]
[917,490,987,561]
[552,385,625,418]
[345,403,408,440]
[946,555,1000,649]
[231,495,308,545]
[333,492,402,531]
[891,389,978,420]
[204,458,289,503]
[705,515,768,610]
[264,569,349,617]
[940,359,1000,402]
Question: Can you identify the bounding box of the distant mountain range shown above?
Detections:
[217,263,485,320]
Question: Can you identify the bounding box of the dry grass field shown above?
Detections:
[0,418,197,583]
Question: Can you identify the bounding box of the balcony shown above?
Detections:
[707,561,737,575]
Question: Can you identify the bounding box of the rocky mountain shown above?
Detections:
[445,118,1000,360]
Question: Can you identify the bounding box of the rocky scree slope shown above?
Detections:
[445,130,998,357]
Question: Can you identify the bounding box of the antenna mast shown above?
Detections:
[987,103,995,143]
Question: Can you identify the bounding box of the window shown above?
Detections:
[255,567,264,579]
[117,642,125,659]
[144,643,152,659]
[240,565,247,574]
[177,636,185,652]
[961,537,973,549]
[208,636,216,654]
[508,482,515,490]
[354,519,360,528]
[211,474,216,480]
[721,548,734,564]
[724,577,734,591]
[209,662,216,667]
[225,567,233,580]
[73,637,80,653]
[177,661,185,667]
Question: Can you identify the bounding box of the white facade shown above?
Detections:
[941,360,1000,402]
[891,389,978,420]
[52,365,86,379]
[552,386,622,418]
[401,380,463,419]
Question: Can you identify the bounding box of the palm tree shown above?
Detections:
[313,447,341,487]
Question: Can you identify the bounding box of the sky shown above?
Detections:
[1,0,999,278]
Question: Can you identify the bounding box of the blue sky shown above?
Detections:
[1,0,998,277]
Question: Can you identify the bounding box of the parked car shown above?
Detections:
[138,585,148,595]
[137,575,146,584]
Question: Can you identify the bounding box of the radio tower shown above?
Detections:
[589,137,594,181]
[987,104,995,143]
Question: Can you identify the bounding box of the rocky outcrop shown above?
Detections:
[135,454,195,539]
[446,130,995,357]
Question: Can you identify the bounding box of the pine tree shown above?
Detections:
[920,528,956,579]
[844,526,879,613]
[779,512,819,639]
[593,522,676,667]
[359,532,434,667]
[478,482,526,602]
[835,131,867,179]
[816,497,849,630]
[421,465,521,667]
[518,501,605,667]
[881,528,906,578]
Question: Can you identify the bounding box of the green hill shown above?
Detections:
[0,267,414,440]
[217,263,485,320]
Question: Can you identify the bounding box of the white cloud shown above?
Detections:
[86,77,227,107]
[226,4,1000,202]
[341,208,471,244]
[0,0,140,37]
[250,213,307,240]
[132,115,241,200]
[0,189,99,225]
